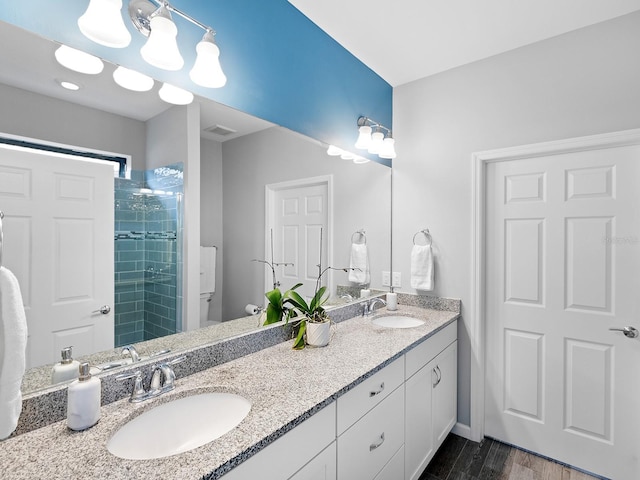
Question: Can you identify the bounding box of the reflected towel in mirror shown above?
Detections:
[200,246,217,294]
[410,244,434,291]
[348,243,370,284]
[0,266,27,440]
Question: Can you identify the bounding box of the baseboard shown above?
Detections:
[451,422,472,440]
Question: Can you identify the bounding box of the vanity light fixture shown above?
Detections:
[355,116,396,160]
[326,145,370,165]
[113,66,154,91]
[326,145,342,156]
[78,0,132,48]
[54,45,104,74]
[158,82,194,105]
[353,156,370,164]
[78,0,227,87]
[57,80,81,91]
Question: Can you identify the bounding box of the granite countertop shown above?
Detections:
[1,305,458,480]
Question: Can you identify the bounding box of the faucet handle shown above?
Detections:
[157,356,187,392]
[121,345,140,362]
[115,370,146,403]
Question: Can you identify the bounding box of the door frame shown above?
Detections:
[469,127,640,442]
[264,175,334,299]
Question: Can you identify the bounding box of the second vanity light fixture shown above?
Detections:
[77,0,227,88]
[355,116,396,160]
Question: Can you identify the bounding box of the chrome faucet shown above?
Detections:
[340,294,354,302]
[121,345,140,363]
[116,356,186,403]
[362,297,387,316]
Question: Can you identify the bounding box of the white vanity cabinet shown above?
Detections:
[221,403,336,480]
[405,322,458,480]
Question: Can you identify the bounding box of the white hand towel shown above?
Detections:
[348,243,370,285]
[200,246,217,294]
[410,244,434,291]
[0,266,27,440]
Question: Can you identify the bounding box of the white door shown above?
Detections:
[485,145,640,479]
[271,180,329,300]
[0,145,114,369]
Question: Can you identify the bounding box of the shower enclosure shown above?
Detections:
[113,164,184,347]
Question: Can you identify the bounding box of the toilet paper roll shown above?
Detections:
[245,304,260,315]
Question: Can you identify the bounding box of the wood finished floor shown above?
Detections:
[419,434,600,480]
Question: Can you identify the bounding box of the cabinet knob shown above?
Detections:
[369,432,385,451]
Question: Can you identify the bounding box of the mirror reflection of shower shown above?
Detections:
[113,163,184,347]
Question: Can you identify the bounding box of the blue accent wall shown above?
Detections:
[0,0,392,162]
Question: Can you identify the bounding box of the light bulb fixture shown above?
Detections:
[327,145,343,156]
[368,128,384,155]
[340,151,355,160]
[190,30,227,88]
[54,45,104,74]
[140,4,184,71]
[78,0,132,48]
[159,82,194,105]
[355,116,396,161]
[113,66,154,91]
[353,156,370,164]
[57,80,81,91]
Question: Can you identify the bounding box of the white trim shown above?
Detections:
[452,422,473,440]
[470,127,640,442]
[264,175,334,299]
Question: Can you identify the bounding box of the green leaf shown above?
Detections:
[264,303,281,325]
[265,288,282,306]
[292,320,306,350]
[309,286,328,312]
[286,290,310,313]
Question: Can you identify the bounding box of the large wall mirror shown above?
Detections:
[0,21,391,395]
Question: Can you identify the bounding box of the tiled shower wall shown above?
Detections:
[114,165,183,347]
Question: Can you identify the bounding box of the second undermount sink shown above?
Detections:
[371,315,426,329]
[107,392,251,460]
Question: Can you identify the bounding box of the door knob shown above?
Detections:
[609,326,639,338]
[92,305,111,315]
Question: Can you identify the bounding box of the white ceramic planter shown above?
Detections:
[306,321,331,347]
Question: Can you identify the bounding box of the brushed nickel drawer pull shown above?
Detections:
[369,382,385,397]
[370,432,385,451]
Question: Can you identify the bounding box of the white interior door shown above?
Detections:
[270,180,329,301]
[0,145,114,369]
[485,145,640,479]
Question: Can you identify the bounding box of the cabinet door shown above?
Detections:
[374,446,405,480]
[405,357,436,480]
[290,442,336,480]
[433,341,457,448]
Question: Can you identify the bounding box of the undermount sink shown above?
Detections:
[371,315,426,329]
[107,392,251,460]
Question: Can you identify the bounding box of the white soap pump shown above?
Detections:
[51,346,80,384]
[67,362,101,431]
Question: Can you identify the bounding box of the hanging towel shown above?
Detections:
[348,243,370,285]
[410,244,434,291]
[200,246,217,294]
[0,266,27,440]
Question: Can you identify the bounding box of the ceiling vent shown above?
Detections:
[203,124,237,136]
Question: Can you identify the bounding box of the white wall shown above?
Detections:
[0,83,146,169]
[221,126,391,321]
[201,138,224,323]
[393,11,640,429]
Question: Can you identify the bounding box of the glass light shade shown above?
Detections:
[326,145,342,156]
[159,83,194,105]
[368,130,385,154]
[55,45,104,74]
[189,32,227,88]
[78,0,131,48]
[355,125,372,150]
[379,137,397,159]
[353,156,370,164]
[58,80,81,91]
[340,151,355,160]
[113,66,154,92]
[140,7,184,71]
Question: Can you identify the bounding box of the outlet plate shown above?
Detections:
[382,271,391,287]
[392,272,402,288]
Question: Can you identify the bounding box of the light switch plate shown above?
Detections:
[382,271,391,287]
[392,272,402,288]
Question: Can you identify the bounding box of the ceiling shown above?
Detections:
[288,0,640,86]
[0,21,274,142]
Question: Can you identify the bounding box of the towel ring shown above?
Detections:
[413,228,432,247]
[351,230,366,245]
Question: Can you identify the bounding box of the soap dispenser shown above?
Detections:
[51,346,80,384]
[67,362,101,431]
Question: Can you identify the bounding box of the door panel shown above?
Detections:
[485,145,640,479]
[0,145,114,368]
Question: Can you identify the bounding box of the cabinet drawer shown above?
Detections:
[405,320,457,379]
[337,356,404,434]
[337,385,404,480]
[374,445,404,480]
